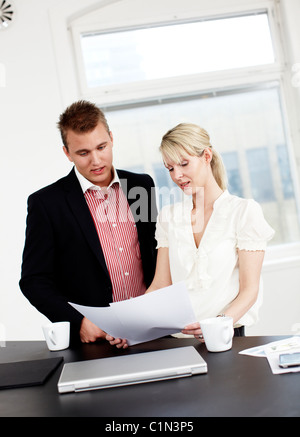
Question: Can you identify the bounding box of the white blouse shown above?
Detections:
[155,190,275,331]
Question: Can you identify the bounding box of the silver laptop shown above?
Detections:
[57,346,207,394]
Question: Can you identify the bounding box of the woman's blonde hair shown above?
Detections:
[160,123,227,190]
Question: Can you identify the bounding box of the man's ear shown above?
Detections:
[63,146,73,162]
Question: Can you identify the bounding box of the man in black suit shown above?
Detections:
[20,101,157,343]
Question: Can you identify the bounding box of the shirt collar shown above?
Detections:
[182,189,229,210]
[74,166,120,194]
[213,189,230,208]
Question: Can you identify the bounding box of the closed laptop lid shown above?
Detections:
[58,346,207,393]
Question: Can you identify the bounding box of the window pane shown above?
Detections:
[221,152,244,197]
[277,144,295,199]
[246,148,275,202]
[107,85,300,245]
[81,13,274,88]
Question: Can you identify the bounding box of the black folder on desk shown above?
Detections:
[0,357,63,390]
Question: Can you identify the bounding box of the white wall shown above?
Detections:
[246,244,300,336]
[0,0,129,341]
[0,0,299,341]
[0,0,67,340]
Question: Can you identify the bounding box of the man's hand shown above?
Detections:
[106,334,129,349]
[80,317,106,343]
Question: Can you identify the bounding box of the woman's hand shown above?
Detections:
[181,322,205,342]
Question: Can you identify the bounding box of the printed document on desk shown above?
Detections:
[70,282,196,345]
[239,336,300,374]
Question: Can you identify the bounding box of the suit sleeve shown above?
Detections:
[19,194,84,337]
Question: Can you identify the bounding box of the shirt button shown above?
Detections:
[125,272,129,276]
[119,247,123,252]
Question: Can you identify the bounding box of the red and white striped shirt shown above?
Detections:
[75,168,146,302]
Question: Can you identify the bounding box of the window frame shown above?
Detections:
[70,2,284,107]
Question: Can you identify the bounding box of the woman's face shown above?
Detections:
[164,150,212,195]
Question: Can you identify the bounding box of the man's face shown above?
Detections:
[63,122,114,187]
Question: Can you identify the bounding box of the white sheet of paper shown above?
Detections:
[239,337,300,358]
[70,304,132,341]
[70,282,196,345]
[239,336,300,374]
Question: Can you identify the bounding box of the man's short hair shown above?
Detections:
[58,100,110,149]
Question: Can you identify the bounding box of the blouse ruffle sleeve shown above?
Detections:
[236,199,275,251]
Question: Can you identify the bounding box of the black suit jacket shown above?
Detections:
[19,168,157,339]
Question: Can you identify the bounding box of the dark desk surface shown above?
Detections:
[0,336,299,417]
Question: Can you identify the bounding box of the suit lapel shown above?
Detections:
[62,169,110,278]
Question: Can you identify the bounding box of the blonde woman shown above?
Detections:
[107,123,274,348]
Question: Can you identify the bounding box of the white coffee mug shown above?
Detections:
[42,322,70,351]
[200,316,234,352]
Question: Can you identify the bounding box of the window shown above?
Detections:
[81,13,274,88]
[246,148,275,202]
[72,2,300,246]
[107,84,300,245]
[277,144,295,200]
[221,152,243,198]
